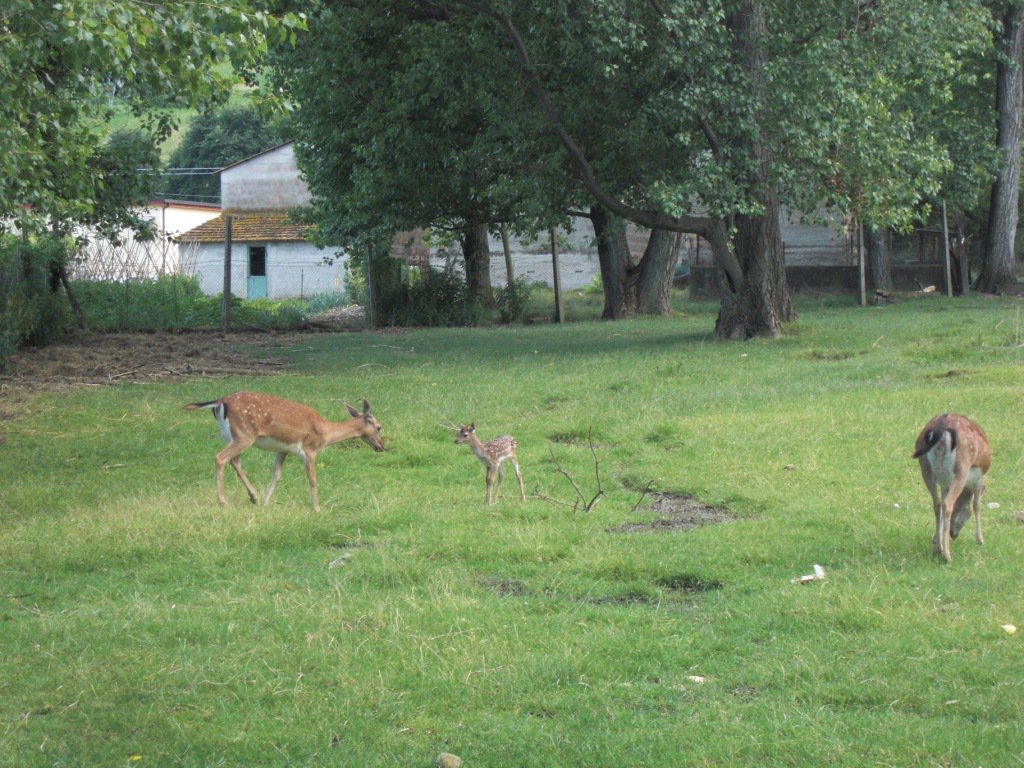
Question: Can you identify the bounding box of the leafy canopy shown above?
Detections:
[0,0,303,233]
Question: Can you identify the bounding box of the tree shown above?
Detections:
[271,0,993,336]
[269,4,576,310]
[164,105,284,203]
[0,0,299,234]
[981,1,1024,294]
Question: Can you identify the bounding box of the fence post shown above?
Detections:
[222,215,233,334]
[942,200,953,297]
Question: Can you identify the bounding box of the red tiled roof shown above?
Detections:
[180,213,311,243]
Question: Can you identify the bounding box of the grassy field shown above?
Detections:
[2,295,1023,767]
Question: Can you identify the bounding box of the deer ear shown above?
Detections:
[346,404,360,418]
[362,399,372,415]
[470,423,475,431]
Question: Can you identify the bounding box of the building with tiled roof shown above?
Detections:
[180,143,348,299]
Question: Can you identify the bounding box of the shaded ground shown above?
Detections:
[0,330,307,395]
[0,306,365,397]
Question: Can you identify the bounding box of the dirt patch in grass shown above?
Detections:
[0,330,315,395]
[607,493,738,533]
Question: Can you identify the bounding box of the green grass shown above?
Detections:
[2,295,1024,767]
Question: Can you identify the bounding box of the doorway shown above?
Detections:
[247,245,268,298]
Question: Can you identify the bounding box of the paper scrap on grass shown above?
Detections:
[1000,624,1017,635]
[791,564,826,585]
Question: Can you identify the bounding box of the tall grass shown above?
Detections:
[71,276,348,331]
[2,295,1023,767]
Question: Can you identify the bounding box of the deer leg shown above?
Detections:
[938,475,968,563]
[973,479,985,545]
[494,464,504,501]
[485,466,496,505]
[215,440,257,505]
[924,477,943,557]
[230,458,260,504]
[264,452,287,506]
[950,486,974,540]
[512,458,525,501]
[302,452,320,513]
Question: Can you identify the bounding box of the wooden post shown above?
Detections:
[941,200,953,297]
[221,214,232,334]
[365,243,377,328]
[858,220,866,306]
[550,227,563,323]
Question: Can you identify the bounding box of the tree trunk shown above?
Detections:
[635,228,682,315]
[56,264,87,330]
[981,3,1023,295]
[864,225,894,293]
[715,2,794,339]
[499,223,515,285]
[461,223,493,306]
[591,205,634,319]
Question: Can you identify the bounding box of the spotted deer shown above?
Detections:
[454,424,525,504]
[185,392,384,512]
[912,413,990,563]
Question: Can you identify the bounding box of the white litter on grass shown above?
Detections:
[986,502,1001,509]
[791,564,827,585]
[1000,624,1017,635]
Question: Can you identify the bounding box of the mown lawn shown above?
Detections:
[1,295,1022,767]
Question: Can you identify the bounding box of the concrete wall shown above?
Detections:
[429,250,602,291]
[689,263,948,298]
[193,241,347,299]
[221,144,311,212]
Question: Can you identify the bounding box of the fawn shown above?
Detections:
[912,413,990,563]
[185,392,384,512]
[454,424,525,504]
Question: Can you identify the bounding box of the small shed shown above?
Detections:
[183,212,344,299]
[180,143,347,299]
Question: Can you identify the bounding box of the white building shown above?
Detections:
[71,199,221,282]
[181,143,347,299]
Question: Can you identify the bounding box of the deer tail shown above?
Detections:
[183,400,219,412]
[912,427,957,459]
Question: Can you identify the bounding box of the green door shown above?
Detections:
[247,246,268,298]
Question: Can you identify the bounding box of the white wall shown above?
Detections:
[221,144,311,212]
[192,241,347,299]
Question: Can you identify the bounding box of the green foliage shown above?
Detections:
[494,277,532,323]
[84,128,164,242]
[376,263,480,327]
[269,1,995,252]
[0,0,302,233]
[4,297,1024,766]
[164,105,285,203]
[0,236,73,370]
[71,276,315,332]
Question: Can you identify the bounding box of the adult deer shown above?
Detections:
[185,392,384,512]
[454,424,525,504]
[913,413,990,563]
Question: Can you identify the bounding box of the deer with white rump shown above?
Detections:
[912,413,990,563]
[185,392,384,512]
[454,424,525,504]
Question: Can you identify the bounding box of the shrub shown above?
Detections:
[376,262,479,327]
[495,277,531,323]
[0,235,73,370]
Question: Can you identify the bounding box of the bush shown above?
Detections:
[72,276,324,332]
[494,277,531,323]
[0,235,73,370]
[376,262,479,327]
